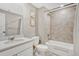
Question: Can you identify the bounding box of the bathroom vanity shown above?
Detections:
[0,5,34,56]
[0,37,33,56]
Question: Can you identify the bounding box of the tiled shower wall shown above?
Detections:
[51,5,76,43]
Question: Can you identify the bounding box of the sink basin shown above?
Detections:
[4,39,24,44]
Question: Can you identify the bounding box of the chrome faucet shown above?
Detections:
[8,36,15,41]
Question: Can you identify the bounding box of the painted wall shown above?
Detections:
[51,5,76,43]
[74,4,79,56]
[0,3,23,15]
[21,3,37,38]
[37,7,50,43]
[0,3,37,38]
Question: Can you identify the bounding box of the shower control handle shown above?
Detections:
[47,34,50,37]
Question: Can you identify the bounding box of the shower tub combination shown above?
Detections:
[45,40,73,56]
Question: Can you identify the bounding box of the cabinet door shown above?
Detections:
[18,47,33,56]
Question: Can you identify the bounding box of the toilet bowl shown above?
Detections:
[32,36,48,56]
[35,44,48,56]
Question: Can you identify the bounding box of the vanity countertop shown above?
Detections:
[0,37,33,52]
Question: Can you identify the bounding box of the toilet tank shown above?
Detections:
[32,36,39,46]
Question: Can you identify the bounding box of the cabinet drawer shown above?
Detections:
[18,47,33,56]
[0,41,33,56]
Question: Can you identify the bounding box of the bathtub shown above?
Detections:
[45,40,74,56]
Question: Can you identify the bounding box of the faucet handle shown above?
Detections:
[3,31,6,33]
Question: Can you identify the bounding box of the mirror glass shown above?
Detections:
[5,13,21,36]
[0,12,5,36]
[0,9,21,41]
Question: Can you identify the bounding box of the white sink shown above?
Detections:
[0,37,33,53]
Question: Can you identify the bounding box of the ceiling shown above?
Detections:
[32,3,68,10]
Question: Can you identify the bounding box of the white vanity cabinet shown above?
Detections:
[0,40,33,56]
[17,47,33,56]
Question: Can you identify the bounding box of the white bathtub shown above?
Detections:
[45,40,74,56]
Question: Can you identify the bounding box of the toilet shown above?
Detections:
[32,36,48,56]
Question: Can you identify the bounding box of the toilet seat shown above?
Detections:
[36,44,48,51]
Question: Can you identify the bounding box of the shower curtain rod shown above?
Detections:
[47,3,77,15]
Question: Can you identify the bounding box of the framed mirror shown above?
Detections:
[0,9,22,36]
[5,13,22,36]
